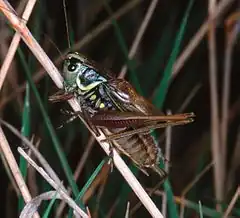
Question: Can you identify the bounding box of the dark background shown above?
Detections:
[0,0,240,217]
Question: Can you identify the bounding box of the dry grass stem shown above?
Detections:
[182,161,214,196]
[0,127,40,218]
[119,0,159,78]
[227,127,240,192]
[172,0,236,80]
[223,187,240,218]
[56,135,95,217]
[72,0,143,53]
[0,146,20,195]
[0,0,36,90]
[178,83,202,112]
[18,147,89,218]
[20,191,62,218]
[180,161,214,218]
[106,198,120,218]
[0,1,164,217]
[221,15,239,189]
[27,138,41,197]
[161,110,172,217]
[0,119,67,193]
[208,0,223,210]
[124,202,130,218]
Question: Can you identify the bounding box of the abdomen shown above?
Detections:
[107,128,160,168]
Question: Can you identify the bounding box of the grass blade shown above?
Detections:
[18,83,31,212]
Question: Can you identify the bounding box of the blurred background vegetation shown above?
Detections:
[0,0,240,217]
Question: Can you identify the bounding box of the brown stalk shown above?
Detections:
[208,0,223,210]
[221,12,239,195]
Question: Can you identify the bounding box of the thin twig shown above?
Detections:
[0,1,163,217]
[182,161,214,196]
[0,146,20,195]
[119,0,159,78]
[18,147,88,218]
[0,127,40,218]
[223,187,240,218]
[130,179,165,216]
[180,161,214,218]
[0,119,68,194]
[178,83,202,112]
[0,0,36,90]
[106,198,120,218]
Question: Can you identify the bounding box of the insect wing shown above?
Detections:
[104,78,162,115]
[91,110,195,129]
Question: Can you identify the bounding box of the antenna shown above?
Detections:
[43,33,64,61]
[63,0,71,49]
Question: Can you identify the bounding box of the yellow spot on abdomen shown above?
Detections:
[99,103,105,108]
[90,95,97,100]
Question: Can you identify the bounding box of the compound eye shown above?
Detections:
[68,63,78,72]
